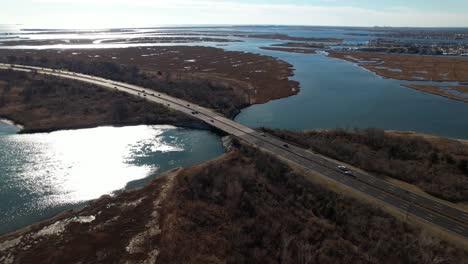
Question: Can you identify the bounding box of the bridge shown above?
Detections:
[1,63,467,240]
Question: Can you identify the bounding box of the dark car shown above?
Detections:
[283,144,289,148]
[338,165,348,171]
[338,165,356,178]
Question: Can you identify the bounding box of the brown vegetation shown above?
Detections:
[402,84,468,103]
[0,46,299,116]
[259,46,316,54]
[261,128,468,203]
[328,50,468,82]
[0,37,241,47]
[0,39,96,46]
[0,69,196,133]
[100,37,241,44]
[237,33,343,42]
[1,144,466,263]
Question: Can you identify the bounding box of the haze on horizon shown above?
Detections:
[1,0,468,29]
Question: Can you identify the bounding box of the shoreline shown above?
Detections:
[0,114,219,135]
[0,116,24,131]
[401,84,468,103]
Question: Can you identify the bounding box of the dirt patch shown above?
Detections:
[402,84,468,103]
[259,46,316,54]
[328,50,468,82]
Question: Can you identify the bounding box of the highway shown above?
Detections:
[1,63,467,240]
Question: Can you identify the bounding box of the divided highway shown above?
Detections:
[1,63,467,240]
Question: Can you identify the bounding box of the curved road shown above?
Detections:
[1,63,467,240]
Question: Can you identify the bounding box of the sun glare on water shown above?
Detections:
[6,125,181,207]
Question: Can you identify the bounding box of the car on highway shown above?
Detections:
[338,165,356,178]
[210,120,214,123]
[338,165,348,171]
[283,144,289,148]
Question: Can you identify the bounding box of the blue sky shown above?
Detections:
[2,0,468,28]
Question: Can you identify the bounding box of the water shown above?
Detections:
[0,120,20,135]
[0,124,223,233]
[1,25,467,233]
[234,51,468,139]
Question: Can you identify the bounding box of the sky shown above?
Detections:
[1,0,468,28]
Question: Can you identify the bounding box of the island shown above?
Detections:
[0,46,299,132]
[259,46,316,54]
[328,50,468,102]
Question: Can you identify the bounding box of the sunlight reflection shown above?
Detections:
[12,125,181,206]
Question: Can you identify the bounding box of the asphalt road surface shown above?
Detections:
[1,63,467,240]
